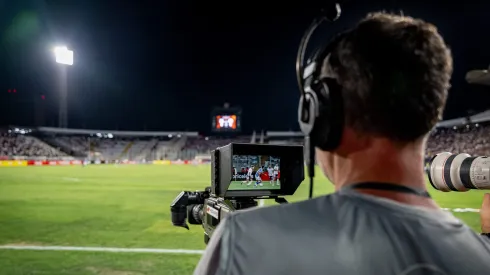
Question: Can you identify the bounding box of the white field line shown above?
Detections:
[62,177,81,182]
[0,208,479,254]
[0,245,204,254]
[442,208,480,213]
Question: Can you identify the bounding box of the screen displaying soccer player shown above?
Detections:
[211,112,241,132]
[215,115,237,129]
[228,155,281,190]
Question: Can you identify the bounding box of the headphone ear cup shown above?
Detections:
[298,92,319,136]
[312,79,344,151]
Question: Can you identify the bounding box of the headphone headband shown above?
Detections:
[306,30,352,83]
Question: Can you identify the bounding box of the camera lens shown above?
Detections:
[187,204,204,225]
[428,152,490,191]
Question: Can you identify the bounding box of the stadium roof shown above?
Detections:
[36,127,199,137]
[435,109,490,127]
[469,110,490,123]
[466,67,490,86]
[267,131,303,137]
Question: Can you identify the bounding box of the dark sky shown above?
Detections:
[1,0,489,133]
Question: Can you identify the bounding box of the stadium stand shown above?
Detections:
[44,135,89,157]
[152,138,177,160]
[133,139,158,161]
[93,138,131,161]
[181,136,250,158]
[0,133,67,159]
[1,109,489,162]
[427,123,490,157]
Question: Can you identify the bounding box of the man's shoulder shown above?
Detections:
[228,193,343,229]
[238,192,350,213]
[225,190,465,233]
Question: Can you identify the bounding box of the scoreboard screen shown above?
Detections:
[211,105,242,133]
[215,115,237,129]
[212,114,241,132]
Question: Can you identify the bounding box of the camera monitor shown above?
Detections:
[211,143,304,198]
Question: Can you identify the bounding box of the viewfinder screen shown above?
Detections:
[229,154,281,190]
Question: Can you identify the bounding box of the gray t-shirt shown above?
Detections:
[194,189,490,275]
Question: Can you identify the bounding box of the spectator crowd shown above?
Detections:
[1,123,489,160]
[426,123,490,158]
[0,133,67,158]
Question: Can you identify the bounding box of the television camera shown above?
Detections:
[170,143,304,244]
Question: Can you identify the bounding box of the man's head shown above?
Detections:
[317,12,453,187]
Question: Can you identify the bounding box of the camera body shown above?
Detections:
[171,143,304,244]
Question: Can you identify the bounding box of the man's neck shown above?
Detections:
[333,139,438,208]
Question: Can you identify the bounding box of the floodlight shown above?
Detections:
[54,46,74,65]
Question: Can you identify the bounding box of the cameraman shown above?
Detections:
[194,12,490,275]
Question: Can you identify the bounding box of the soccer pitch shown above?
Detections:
[229,180,281,190]
[0,165,485,274]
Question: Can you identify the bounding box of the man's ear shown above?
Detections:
[335,126,371,157]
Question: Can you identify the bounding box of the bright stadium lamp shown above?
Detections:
[53,45,74,128]
[54,46,74,65]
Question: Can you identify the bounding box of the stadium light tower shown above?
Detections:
[54,46,73,128]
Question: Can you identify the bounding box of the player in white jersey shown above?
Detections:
[245,166,254,185]
[273,164,279,185]
[267,166,274,186]
[233,167,237,181]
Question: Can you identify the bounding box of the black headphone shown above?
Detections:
[296,4,345,198]
[297,29,349,151]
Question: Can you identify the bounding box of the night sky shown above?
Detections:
[1,0,489,133]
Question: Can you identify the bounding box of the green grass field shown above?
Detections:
[228,180,281,190]
[0,165,486,274]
